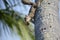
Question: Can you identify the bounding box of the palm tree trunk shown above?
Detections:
[34,0,60,40]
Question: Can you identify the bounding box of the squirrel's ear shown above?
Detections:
[24,15,31,25]
[25,15,31,22]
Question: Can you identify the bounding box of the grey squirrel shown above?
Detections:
[22,0,43,25]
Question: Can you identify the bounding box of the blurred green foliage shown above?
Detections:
[0,0,34,40]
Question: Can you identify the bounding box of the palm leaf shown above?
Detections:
[0,10,34,40]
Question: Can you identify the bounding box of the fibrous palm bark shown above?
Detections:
[34,0,60,40]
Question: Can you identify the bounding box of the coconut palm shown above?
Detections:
[34,0,60,40]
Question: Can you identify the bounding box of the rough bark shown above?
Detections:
[34,0,60,40]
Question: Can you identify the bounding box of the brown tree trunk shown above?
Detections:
[34,0,60,40]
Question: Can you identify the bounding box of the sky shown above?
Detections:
[13,0,35,15]
[0,0,35,15]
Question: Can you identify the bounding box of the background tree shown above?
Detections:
[34,0,60,40]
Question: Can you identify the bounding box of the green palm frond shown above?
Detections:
[0,10,34,40]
